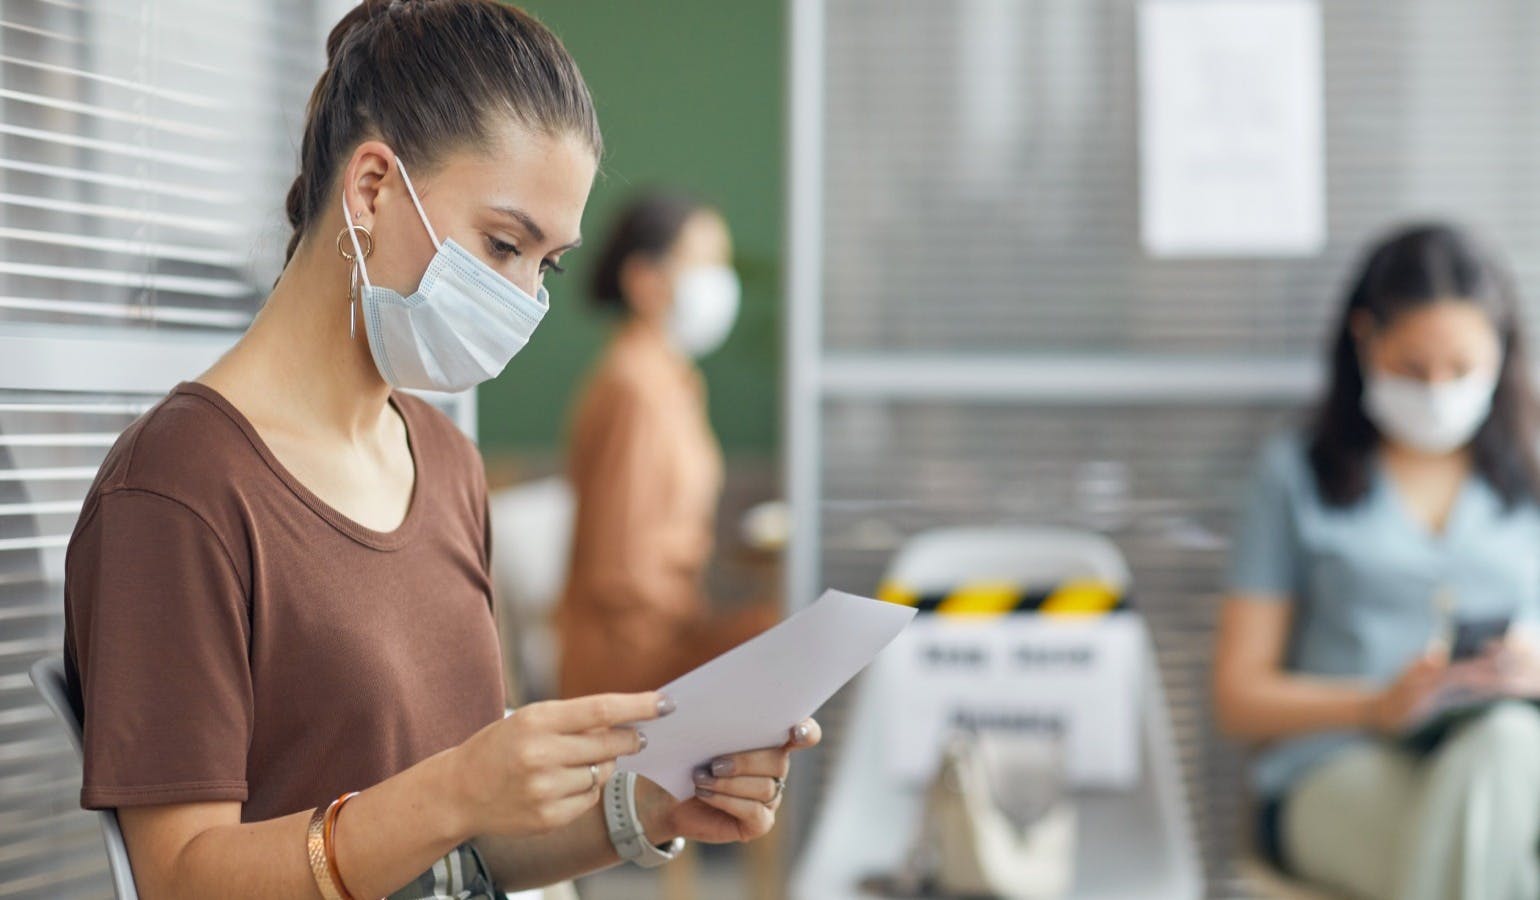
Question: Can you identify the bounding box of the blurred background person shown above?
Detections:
[1214,223,1540,900]
[556,192,779,699]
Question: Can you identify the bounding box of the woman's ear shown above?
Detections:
[1349,310,1377,364]
[339,140,394,226]
[619,255,672,321]
[1348,310,1374,344]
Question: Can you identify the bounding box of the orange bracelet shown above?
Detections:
[321,792,365,900]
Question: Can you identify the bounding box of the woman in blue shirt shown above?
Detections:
[1215,223,1540,900]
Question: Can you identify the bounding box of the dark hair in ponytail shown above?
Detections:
[588,190,710,315]
[283,0,601,265]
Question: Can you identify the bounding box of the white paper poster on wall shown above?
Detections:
[1139,0,1324,257]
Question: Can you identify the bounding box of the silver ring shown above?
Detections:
[770,776,786,802]
[589,764,600,792]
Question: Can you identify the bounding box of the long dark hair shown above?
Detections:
[587,191,709,314]
[283,0,601,265]
[1308,223,1540,508]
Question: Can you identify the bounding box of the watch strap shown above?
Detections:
[603,771,684,868]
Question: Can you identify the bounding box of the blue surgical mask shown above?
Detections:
[342,158,548,392]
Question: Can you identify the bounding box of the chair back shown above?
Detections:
[792,527,1203,899]
[488,478,576,700]
[29,656,140,900]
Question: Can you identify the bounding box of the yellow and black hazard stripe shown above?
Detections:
[875,579,1129,618]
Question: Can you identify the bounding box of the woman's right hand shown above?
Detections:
[1365,648,1447,735]
[449,692,672,837]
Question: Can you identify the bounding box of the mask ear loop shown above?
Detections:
[394,159,441,250]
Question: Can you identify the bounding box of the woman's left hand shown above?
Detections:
[641,719,821,844]
[1455,631,1540,698]
[1491,632,1540,697]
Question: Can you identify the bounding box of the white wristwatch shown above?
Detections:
[603,771,685,868]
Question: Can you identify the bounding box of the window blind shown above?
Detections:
[0,0,314,332]
[820,0,1540,357]
[0,1,324,896]
[0,390,154,898]
[794,2,1540,896]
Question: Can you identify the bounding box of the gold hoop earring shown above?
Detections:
[337,223,373,261]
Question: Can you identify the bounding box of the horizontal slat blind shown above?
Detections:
[817,398,1300,898]
[811,2,1540,896]
[0,390,155,898]
[1,1,325,896]
[822,0,1540,355]
[0,0,315,332]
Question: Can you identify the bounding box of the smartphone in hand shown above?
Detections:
[1450,615,1512,662]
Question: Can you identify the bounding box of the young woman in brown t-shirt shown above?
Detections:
[62,2,819,897]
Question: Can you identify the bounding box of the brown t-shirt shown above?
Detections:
[63,382,505,822]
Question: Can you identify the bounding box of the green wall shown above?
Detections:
[478,0,784,458]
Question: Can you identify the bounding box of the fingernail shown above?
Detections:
[794,723,811,743]
[693,770,713,786]
[657,696,677,717]
[710,759,735,777]
[637,731,649,752]
[696,786,715,798]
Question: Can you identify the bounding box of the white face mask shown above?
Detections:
[342,159,549,392]
[1363,369,1499,454]
[666,265,740,358]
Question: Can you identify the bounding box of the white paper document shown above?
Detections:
[1139,0,1324,257]
[620,589,916,800]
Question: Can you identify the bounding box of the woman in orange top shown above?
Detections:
[558,192,778,698]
